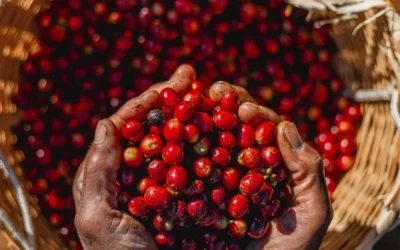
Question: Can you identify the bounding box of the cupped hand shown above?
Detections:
[72,64,195,250]
[209,81,333,250]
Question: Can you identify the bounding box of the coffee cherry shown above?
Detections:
[323,157,339,177]
[222,167,240,190]
[153,213,174,232]
[150,125,164,136]
[144,186,171,211]
[237,124,255,148]
[213,214,229,230]
[166,165,188,191]
[336,153,353,172]
[167,200,187,221]
[122,120,144,142]
[174,101,194,122]
[181,238,197,250]
[203,97,216,112]
[191,112,213,133]
[213,111,237,130]
[117,191,131,205]
[182,179,205,196]
[221,92,239,112]
[147,109,165,126]
[193,136,210,155]
[187,199,207,219]
[208,168,222,185]
[255,122,276,146]
[228,218,247,239]
[261,146,281,167]
[242,147,263,170]
[239,173,265,196]
[162,144,184,165]
[248,214,270,238]
[192,80,205,93]
[155,232,175,246]
[137,177,158,194]
[163,119,184,142]
[128,197,148,217]
[123,147,144,168]
[228,194,250,218]
[211,147,231,167]
[260,198,281,217]
[118,168,135,187]
[183,90,204,111]
[211,186,228,206]
[252,184,274,205]
[202,231,218,243]
[344,104,362,121]
[199,208,220,226]
[140,134,164,157]
[337,135,356,154]
[193,157,213,178]
[160,88,180,110]
[183,124,199,143]
[147,159,168,182]
[218,131,237,149]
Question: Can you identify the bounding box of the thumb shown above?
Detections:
[81,118,121,209]
[276,121,331,219]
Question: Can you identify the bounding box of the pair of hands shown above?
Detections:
[72,65,332,250]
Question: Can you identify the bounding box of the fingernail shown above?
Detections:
[94,121,107,145]
[284,123,304,150]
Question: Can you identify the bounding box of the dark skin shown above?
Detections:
[73,65,332,250]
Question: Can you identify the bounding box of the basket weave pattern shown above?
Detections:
[0,0,65,249]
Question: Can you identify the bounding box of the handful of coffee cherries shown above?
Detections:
[116,81,291,249]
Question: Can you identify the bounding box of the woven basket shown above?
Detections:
[0,0,66,249]
[288,1,400,249]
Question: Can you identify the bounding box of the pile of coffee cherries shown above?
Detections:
[118,86,289,249]
[13,0,361,248]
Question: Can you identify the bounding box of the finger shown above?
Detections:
[276,121,332,219]
[148,75,192,97]
[147,64,196,97]
[170,64,196,80]
[80,118,121,209]
[209,81,256,104]
[72,156,87,206]
[238,102,281,127]
[109,90,162,129]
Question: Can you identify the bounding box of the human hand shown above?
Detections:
[209,81,333,250]
[72,64,196,250]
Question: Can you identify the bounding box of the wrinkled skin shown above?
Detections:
[73,65,332,250]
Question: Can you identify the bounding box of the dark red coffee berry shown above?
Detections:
[187,199,207,219]
[228,218,247,239]
[222,167,240,190]
[211,147,231,167]
[140,134,164,157]
[123,147,144,168]
[160,87,180,110]
[144,186,171,211]
[137,177,158,194]
[183,90,204,111]
[213,110,237,130]
[163,119,184,143]
[174,101,194,122]
[166,165,188,191]
[255,122,276,146]
[153,213,174,232]
[218,131,237,149]
[147,159,168,182]
[122,120,144,142]
[221,91,239,112]
[162,144,184,165]
[228,194,250,218]
[193,157,213,178]
[261,146,281,167]
[128,196,148,217]
[239,172,265,196]
[237,124,255,148]
[242,147,263,170]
